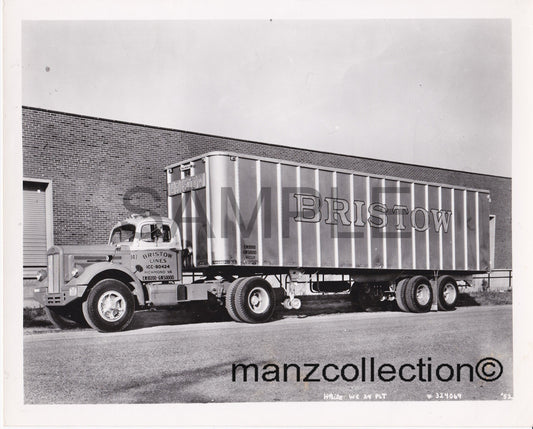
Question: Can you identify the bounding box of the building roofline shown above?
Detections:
[22,105,512,180]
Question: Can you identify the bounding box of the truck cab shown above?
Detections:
[33,214,186,332]
[108,215,181,251]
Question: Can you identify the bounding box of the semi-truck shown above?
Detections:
[33,151,491,332]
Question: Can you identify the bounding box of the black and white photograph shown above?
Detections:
[3,0,533,427]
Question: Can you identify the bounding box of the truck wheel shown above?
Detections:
[234,277,276,323]
[437,276,458,311]
[225,278,245,322]
[394,278,410,312]
[404,275,433,313]
[81,279,135,332]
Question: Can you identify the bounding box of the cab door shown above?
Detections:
[129,222,181,282]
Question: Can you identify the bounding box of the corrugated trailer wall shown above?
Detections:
[167,152,490,273]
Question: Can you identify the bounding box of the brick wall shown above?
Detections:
[22,106,512,268]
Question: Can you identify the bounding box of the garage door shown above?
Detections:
[23,181,50,278]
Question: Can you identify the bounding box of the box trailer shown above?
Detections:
[34,151,491,332]
[168,152,489,273]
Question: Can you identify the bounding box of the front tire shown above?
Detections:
[234,277,275,323]
[404,275,433,313]
[81,279,135,332]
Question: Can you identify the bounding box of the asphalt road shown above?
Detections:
[24,305,512,403]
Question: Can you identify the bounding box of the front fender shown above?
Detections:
[68,262,146,306]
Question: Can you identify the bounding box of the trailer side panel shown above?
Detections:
[167,152,491,273]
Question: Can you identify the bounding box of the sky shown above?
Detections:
[21,20,512,176]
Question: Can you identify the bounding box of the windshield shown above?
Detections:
[110,224,136,244]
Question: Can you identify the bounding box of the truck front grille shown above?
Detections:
[47,253,62,293]
[46,293,66,304]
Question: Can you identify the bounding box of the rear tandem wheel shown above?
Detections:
[233,277,276,323]
[225,277,246,322]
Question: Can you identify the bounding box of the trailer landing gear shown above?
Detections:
[282,277,302,310]
[282,297,302,310]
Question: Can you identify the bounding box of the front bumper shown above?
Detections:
[33,285,88,307]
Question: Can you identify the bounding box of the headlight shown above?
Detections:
[71,265,84,278]
[36,269,47,282]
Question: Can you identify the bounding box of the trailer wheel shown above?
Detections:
[394,278,410,312]
[81,279,135,332]
[437,276,458,311]
[234,277,276,323]
[225,278,245,322]
[404,275,433,313]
